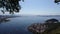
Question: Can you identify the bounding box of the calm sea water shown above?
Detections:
[0,16,60,34]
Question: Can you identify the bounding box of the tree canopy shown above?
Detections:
[0,0,24,14]
[54,0,60,4]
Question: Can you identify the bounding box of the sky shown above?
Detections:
[18,0,60,15]
[0,0,60,15]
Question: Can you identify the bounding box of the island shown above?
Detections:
[28,19,60,34]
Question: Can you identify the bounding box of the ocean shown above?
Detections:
[0,15,60,34]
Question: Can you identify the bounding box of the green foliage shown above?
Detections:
[0,0,24,14]
[54,0,60,4]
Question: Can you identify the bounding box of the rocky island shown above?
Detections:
[28,19,60,34]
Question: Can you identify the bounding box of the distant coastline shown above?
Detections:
[0,15,20,18]
[0,15,60,18]
[36,15,60,17]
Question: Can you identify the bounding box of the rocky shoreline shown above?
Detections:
[28,19,60,34]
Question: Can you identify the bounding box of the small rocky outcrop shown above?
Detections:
[0,17,10,23]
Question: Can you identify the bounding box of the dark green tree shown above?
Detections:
[0,0,24,14]
[54,0,60,4]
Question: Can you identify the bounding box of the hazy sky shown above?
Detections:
[19,0,60,15]
[0,0,60,15]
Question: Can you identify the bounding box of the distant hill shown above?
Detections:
[0,15,20,18]
[36,15,60,17]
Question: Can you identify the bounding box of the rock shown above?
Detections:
[28,23,48,34]
[0,17,10,23]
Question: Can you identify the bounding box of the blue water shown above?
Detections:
[0,16,60,34]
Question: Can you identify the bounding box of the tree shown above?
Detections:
[54,0,60,4]
[0,0,24,14]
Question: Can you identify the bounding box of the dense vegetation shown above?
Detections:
[54,0,60,4]
[0,0,24,14]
